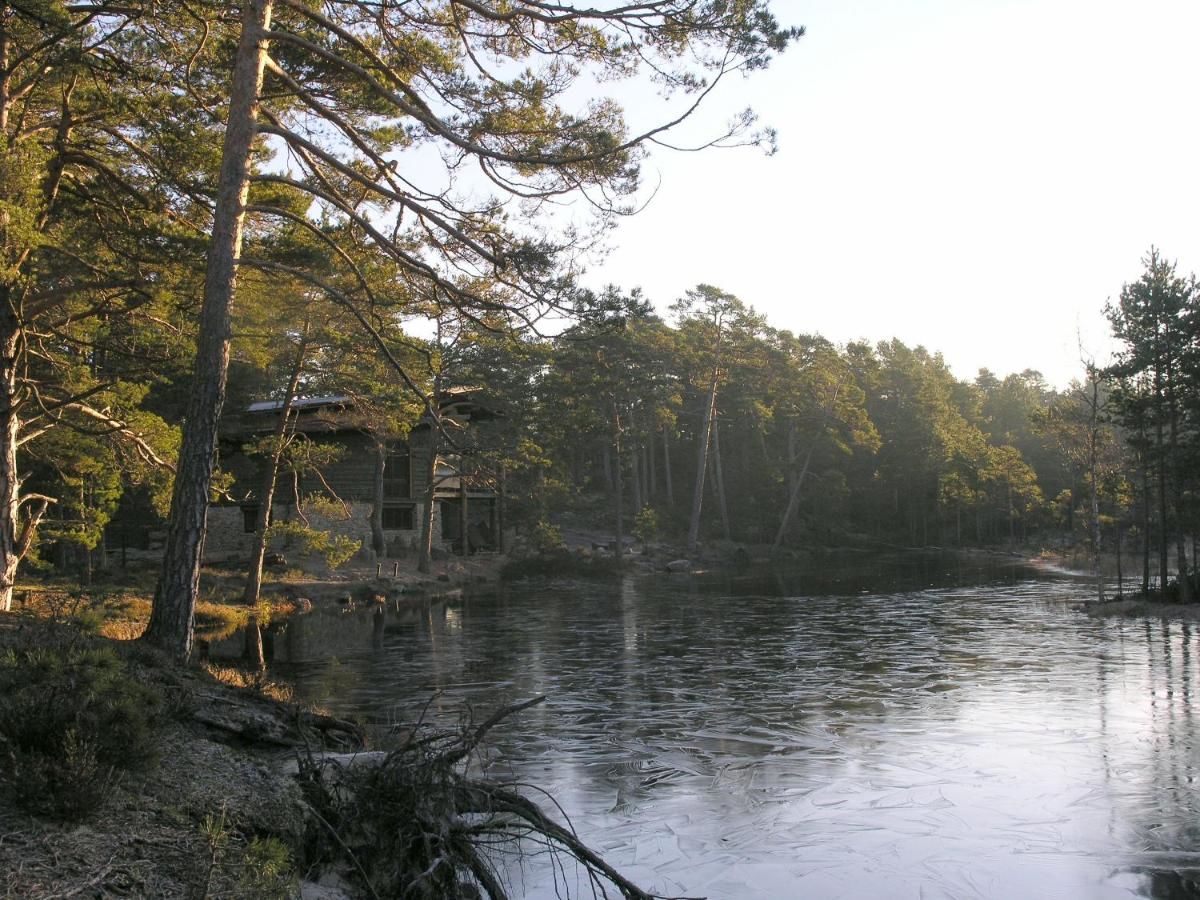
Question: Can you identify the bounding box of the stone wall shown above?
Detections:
[204,501,436,565]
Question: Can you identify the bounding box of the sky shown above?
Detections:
[580,0,1200,389]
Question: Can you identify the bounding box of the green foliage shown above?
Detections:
[532,520,565,554]
[633,506,659,545]
[0,630,164,821]
[267,520,360,570]
[240,836,296,900]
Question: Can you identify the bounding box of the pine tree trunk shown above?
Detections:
[244,330,307,606]
[0,294,22,612]
[1157,419,1169,593]
[687,379,717,559]
[0,9,9,137]
[771,383,842,554]
[145,1,273,660]
[771,431,818,552]
[1142,453,1151,594]
[631,436,643,516]
[459,471,469,556]
[613,403,624,566]
[1088,378,1104,603]
[711,415,731,542]
[1167,369,1190,602]
[369,440,386,557]
[662,426,674,511]
[497,463,507,553]
[646,433,656,500]
[417,414,441,574]
[243,615,265,671]
[1116,524,1124,597]
[0,24,41,610]
[80,481,91,588]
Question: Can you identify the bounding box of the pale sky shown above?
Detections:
[583,0,1200,388]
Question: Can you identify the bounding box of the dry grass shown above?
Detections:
[100,619,145,641]
[9,577,300,648]
[202,663,295,704]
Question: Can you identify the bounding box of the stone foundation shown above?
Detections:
[204,501,433,565]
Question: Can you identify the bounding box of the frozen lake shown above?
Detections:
[278,554,1200,899]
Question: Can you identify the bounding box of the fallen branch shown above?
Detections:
[299,695,701,900]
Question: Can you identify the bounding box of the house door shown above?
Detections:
[439,498,461,546]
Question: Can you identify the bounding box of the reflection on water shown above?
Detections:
[275,554,1200,899]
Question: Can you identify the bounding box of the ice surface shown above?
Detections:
[283,555,1200,899]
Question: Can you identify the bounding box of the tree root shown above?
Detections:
[299,695,703,900]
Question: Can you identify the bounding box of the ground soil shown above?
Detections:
[0,634,358,899]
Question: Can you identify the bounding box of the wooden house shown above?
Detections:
[203,390,500,563]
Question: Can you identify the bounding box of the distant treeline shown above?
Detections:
[22,244,1191,594]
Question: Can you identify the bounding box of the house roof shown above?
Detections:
[245,395,352,414]
[223,388,496,439]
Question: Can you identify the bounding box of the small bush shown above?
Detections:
[0,628,164,821]
[532,520,564,554]
[241,835,296,899]
[632,506,659,546]
[268,520,360,570]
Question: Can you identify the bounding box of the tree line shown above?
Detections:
[0,0,800,660]
[473,286,1070,559]
[5,2,1193,667]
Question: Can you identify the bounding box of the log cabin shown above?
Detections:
[203,389,500,563]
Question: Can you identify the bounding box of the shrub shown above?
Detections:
[531,520,564,554]
[632,506,659,546]
[0,628,164,820]
[268,520,361,569]
[241,835,296,899]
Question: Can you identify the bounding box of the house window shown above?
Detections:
[242,505,259,533]
[384,445,411,499]
[382,504,415,530]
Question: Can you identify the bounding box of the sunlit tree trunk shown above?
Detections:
[244,328,308,607]
[1156,416,1168,592]
[1166,354,1189,602]
[646,433,656,501]
[631,438,643,516]
[1116,524,1124,597]
[417,420,440,574]
[459,471,469,556]
[369,440,386,557]
[711,416,731,542]
[687,378,717,559]
[613,402,624,565]
[497,463,507,554]
[1086,376,1104,603]
[146,0,273,660]
[1142,453,1151,594]
[771,430,818,552]
[662,426,674,511]
[0,294,51,611]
